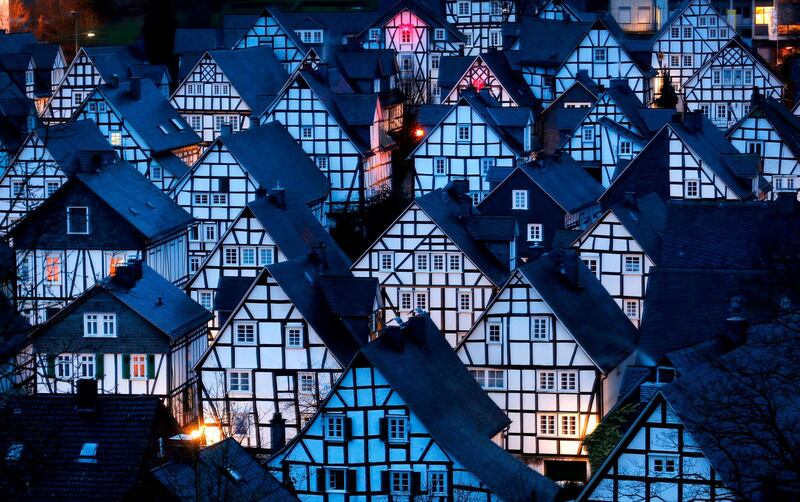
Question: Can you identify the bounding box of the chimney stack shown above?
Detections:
[129,77,141,101]
[113,259,143,288]
[270,412,287,450]
[221,123,233,136]
[108,74,120,89]
[255,186,267,199]
[269,187,287,209]
[311,242,328,275]
[76,379,98,414]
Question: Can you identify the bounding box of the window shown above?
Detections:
[775,176,798,192]
[189,115,202,131]
[369,28,381,40]
[487,322,502,344]
[212,83,230,96]
[189,257,200,274]
[720,28,727,38]
[286,324,303,348]
[618,6,631,23]
[6,443,23,462]
[448,254,462,272]
[489,29,502,47]
[379,251,394,271]
[709,28,717,37]
[77,442,98,463]
[539,414,556,436]
[531,317,550,340]
[150,164,163,181]
[400,291,413,311]
[434,157,447,175]
[56,355,72,379]
[66,207,89,234]
[527,223,543,242]
[755,6,773,25]
[300,126,313,139]
[432,254,445,271]
[712,70,721,85]
[429,471,447,496]
[203,224,216,242]
[623,255,642,273]
[416,253,429,271]
[130,354,146,380]
[709,16,717,26]
[72,91,83,107]
[325,468,347,492]
[480,157,496,176]
[512,190,528,209]
[670,26,680,38]
[682,26,692,38]
[458,291,472,312]
[560,371,577,391]
[431,54,440,70]
[457,0,470,15]
[84,313,116,337]
[457,124,470,142]
[194,193,209,205]
[746,142,763,157]
[235,322,256,344]
[79,355,95,379]
[685,179,700,198]
[699,104,710,118]
[299,373,315,393]
[625,300,639,319]
[593,48,607,62]
[199,291,213,310]
[45,255,61,284]
[414,291,428,311]
[241,248,256,266]
[619,140,632,157]
[224,247,238,265]
[486,369,504,389]
[560,415,578,436]
[110,130,122,146]
[387,416,408,443]
[582,126,594,143]
[390,471,411,494]
[650,455,678,476]
[491,1,503,15]
[434,28,445,40]
[682,55,693,68]
[539,371,556,391]
[259,247,274,266]
[228,370,251,392]
[400,29,411,44]
[316,156,329,170]
[325,414,345,441]
[45,180,60,197]
[744,69,753,85]
[716,104,727,120]
[469,369,486,387]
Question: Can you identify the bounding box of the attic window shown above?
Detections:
[77,442,98,463]
[66,207,89,234]
[171,118,185,131]
[225,467,242,482]
[158,125,169,134]
[6,443,23,462]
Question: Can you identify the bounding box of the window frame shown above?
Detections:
[650,454,679,477]
[234,321,256,345]
[324,414,346,442]
[228,369,251,393]
[487,321,502,344]
[623,254,642,274]
[387,415,409,444]
[390,470,412,495]
[512,189,528,210]
[83,313,116,338]
[285,323,304,349]
[130,354,147,380]
[527,223,543,242]
[531,316,551,341]
[378,251,394,272]
[684,178,700,199]
[66,206,90,235]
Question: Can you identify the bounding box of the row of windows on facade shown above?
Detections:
[697,102,750,123]
[578,126,634,157]
[48,353,155,380]
[668,20,727,39]
[181,114,241,132]
[316,467,448,496]
[18,253,133,285]
[469,367,581,392]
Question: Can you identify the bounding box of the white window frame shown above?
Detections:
[387,415,409,444]
[486,369,505,389]
[512,190,528,210]
[457,124,471,142]
[390,470,412,495]
[56,354,72,380]
[457,290,472,312]
[130,354,147,380]
[286,323,304,348]
[79,354,95,379]
[685,178,700,199]
[650,454,679,477]
[378,251,394,272]
[592,48,607,63]
[531,316,551,340]
[428,470,447,496]
[325,468,347,493]
[434,28,446,41]
[228,370,251,393]
[623,255,642,273]
[66,206,89,234]
[324,414,346,441]
[538,370,556,391]
[625,299,640,319]
[539,414,557,436]
[559,370,577,391]
[234,321,256,345]
[83,313,116,338]
[527,223,543,242]
[447,254,462,272]
[619,139,632,157]
[560,414,579,437]
[487,321,502,344]
[415,253,429,271]
[434,157,447,175]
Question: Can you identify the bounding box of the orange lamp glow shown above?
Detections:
[472,77,486,91]
[412,127,425,139]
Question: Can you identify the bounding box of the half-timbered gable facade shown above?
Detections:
[574,193,666,325]
[728,95,800,196]
[331,48,400,96]
[170,46,289,144]
[356,2,464,104]
[456,251,637,478]
[554,18,651,104]
[683,38,784,130]
[411,91,534,199]
[0,120,118,234]
[444,0,517,55]
[268,314,560,501]
[197,250,379,451]
[479,157,604,257]
[29,261,211,427]
[438,51,539,107]
[536,0,587,21]
[650,0,735,100]
[10,163,193,324]
[41,45,163,124]
[75,78,202,192]
[602,112,759,206]
[263,69,392,208]
[0,32,66,111]
[0,72,38,171]
[172,122,331,265]
[233,8,309,71]
[185,188,349,334]
[351,181,514,347]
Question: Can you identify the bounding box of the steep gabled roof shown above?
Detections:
[684,38,783,92]
[355,0,466,42]
[518,251,638,372]
[81,45,149,81]
[504,17,592,66]
[0,292,32,359]
[208,46,289,116]
[0,72,37,152]
[607,193,667,262]
[29,120,117,173]
[729,95,800,161]
[519,156,604,212]
[439,52,540,108]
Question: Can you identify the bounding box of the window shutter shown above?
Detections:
[46,355,55,378]
[95,353,104,378]
[146,354,156,379]
[218,178,230,192]
[380,470,390,493]
[411,471,422,495]
[347,469,357,494]
[344,416,352,441]
[378,417,388,441]
[316,468,326,492]
[122,354,130,379]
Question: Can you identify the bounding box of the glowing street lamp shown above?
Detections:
[412,126,425,139]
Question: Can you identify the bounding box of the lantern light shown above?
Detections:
[412,127,425,139]
[472,77,486,91]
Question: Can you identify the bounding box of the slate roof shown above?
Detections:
[729,95,800,162]
[152,438,297,502]
[684,38,782,91]
[0,72,36,153]
[214,276,256,314]
[541,79,599,146]
[278,10,383,60]
[504,17,592,66]
[0,292,32,358]
[82,46,148,82]
[0,33,62,97]
[518,156,604,212]
[215,122,331,205]
[606,193,667,262]
[438,51,540,108]
[208,46,289,116]
[517,250,638,372]
[29,120,117,173]
[415,185,513,286]
[332,48,397,82]
[354,0,465,43]
[357,315,560,502]
[0,394,178,501]
[90,79,200,153]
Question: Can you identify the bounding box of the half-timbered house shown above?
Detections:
[262,68,394,208]
[172,122,331,265]
[456,250,637,479]
[41,45,168,124]
[267,314,560,501]
[196,248,379,451]
[438,51,539,107]
[609,0,662,32]
[75,78,202,192]
[444,0,517,55]
[185,188,349,333]
[351,181,515,347]
[232,7,311,70]
[0,72,38,171]
[683,38,784,129]
[728,93,800,197]
[29,261,211,426]
[602,112,760,206]
[0,120,118,233]
[410,90,534,200]
[0,32,66,111]
[536,0,591,21]
[356,1,465,104]
[9,161,193,324]
[574,192,666,325]
[170,46,289,144]
[650,0,736,102]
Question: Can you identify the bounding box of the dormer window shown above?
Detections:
[77,442,98,463]
[171,118,185,131]
[84,313,116,337]
[66,207,89,234]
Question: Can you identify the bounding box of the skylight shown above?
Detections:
[77,442,98,463]
[158,124,170,134]
[6,443,23,461]
[171,118,185,131]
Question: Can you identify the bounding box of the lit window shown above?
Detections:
[486,369,504,389]
[487,322,502,343]
[379,251,394,271]
[110,130,122,146]
[400,29,411,44]
[286,324,303,348]
[387,416,408,443]
[457,124,470,142]
[531,317,550,340]
[755,6,773,25]
[45,254,61,284]
[593,48,607,62]
[79,354,95,379]
[625,300,639,319]
[539,414,556,436]
[527,223,543,242]
[228,370,251,392]
[560,371,577,391]
[539,371,556,391]
[299,373,315,393]
[259,247,275,266]
[326,468,347,492]
[447,254,462,272]
[77,442,98,463]
[66,207,89,234]
[512,190,528,209]
[429,471,447,496]
[390,471,411,495]
[199,291,213,310]
[650,455,678,476]
[56,354,72,379]
[624,255,642,273]
[130,354,146,379]
[685,179,700,198]
[458,291,471,312]
[235,322,256,344]
[560,415,578,436]
[325,414,345,441]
